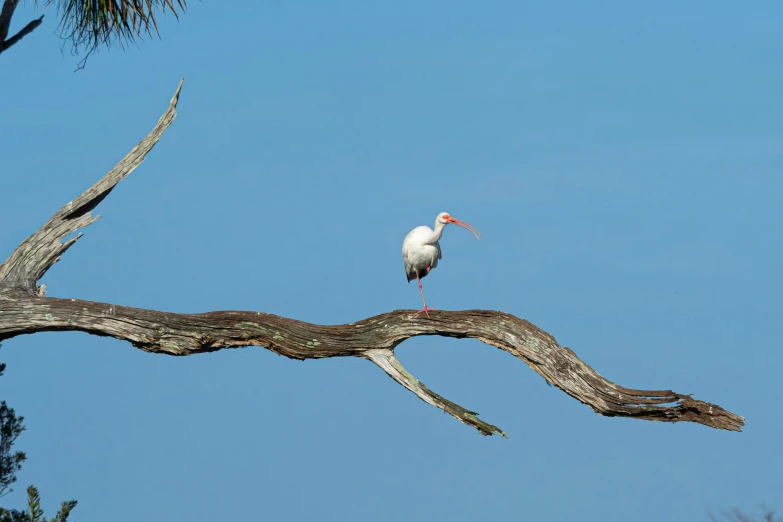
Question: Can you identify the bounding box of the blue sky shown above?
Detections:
[2,1,782,520]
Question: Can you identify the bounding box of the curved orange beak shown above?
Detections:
[446,216,482,239]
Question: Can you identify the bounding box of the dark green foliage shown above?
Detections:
[0,363,27,498]
[0,354,77,521]
[0,486,77,522]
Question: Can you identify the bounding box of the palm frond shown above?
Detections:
[34,0,187,55]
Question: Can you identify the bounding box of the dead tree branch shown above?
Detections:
[0,0,43,55]
[0,79,745,437]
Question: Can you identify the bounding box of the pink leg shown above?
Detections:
[412,269,435,318]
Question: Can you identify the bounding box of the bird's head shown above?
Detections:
[436,212,482,239]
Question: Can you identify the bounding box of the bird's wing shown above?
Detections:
[402,239,412,283]
[403,254,418,283]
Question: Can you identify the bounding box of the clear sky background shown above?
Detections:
[2,1,782,521]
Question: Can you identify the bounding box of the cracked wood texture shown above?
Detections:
[0,80,745,438]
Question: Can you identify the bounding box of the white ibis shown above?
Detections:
[401,212,482,317]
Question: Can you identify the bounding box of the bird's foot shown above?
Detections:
[412,306,435,318]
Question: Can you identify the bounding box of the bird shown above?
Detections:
[401,212,482,318]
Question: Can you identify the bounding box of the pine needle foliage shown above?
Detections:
[0,486,77,522]
[34,0,187,56]
[0,363,26,499]
[0,351,77,522]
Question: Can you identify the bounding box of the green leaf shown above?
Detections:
[51,500,77,522]
[26,485,44,522]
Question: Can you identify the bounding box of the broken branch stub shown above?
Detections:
[0,79,745,437]
[0,79,183,294]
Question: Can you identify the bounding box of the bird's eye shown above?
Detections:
[442,214,450,220]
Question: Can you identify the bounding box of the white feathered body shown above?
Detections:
[402,225,443,283]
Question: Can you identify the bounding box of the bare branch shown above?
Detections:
[0,15,43,52]
[0,79,745,438]
[0,78,184,293]
[0,0,19,42]
[0,296,745,436]
[364,348,507,437]
[0,1,43,55]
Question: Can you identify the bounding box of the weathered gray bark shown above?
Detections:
[0,79,745,437]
